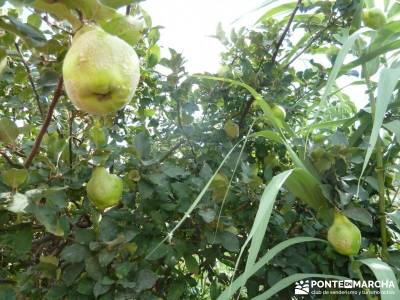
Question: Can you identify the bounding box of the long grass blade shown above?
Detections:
[359,258,400,300]
[217,237,325,300]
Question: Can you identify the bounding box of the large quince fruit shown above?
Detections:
[362,8,386,30]
[63,26,140,115]
[271,104,286,122]
[86,167,123,210]
[224,120,239,139]
[327,212,361,256]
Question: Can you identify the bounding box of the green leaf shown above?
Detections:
[167,283,185,300]
[134,131,151,159]
[0,16,47,48]
[0,286,16,300]
[1,168,28,189]
[383,120,400,144]
[27,13,41,28]
[101,15,143,46]
[361,66,400,179]
[76,277,95,295]
[60,244,89,263]
[32,0,81,29]
[135,269,157,293]
[26,203,65,236]
[0,118,18,145]
[359,258,400,300]
[285,168,331,218]
[257,1,297,23]
[63,263,84,286]
[99,0,134,8]
[0,48,7,78]
[146,141,243,259]
[85,256,102,281]
[61,0,116,21]
[220,231,240,252]
[7,193,29,213]
[344,206,373,227]
[93,281,111,298]
[8,0,35,6]
[387,210,400,230]
[148,44,161,67]
[184,254,199,274]
[75,228,96,244]
[161,163,189,178]
[12,223,32,255]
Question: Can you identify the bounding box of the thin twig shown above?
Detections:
[126,4,132,16]
[68,110,74,169]
[271,0,302,64]
[283,26,328,68]
[158,140,184,164]
[41,14,73,35]
[4,144,26,158]
[14,42,45,119]
[239,0,302,127]
[0,151,22,167]
[24,76,64,169]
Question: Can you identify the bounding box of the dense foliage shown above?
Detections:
[1,0,400,299]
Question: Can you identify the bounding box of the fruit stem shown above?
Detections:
[363,65,388,259]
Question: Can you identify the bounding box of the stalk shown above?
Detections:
[363,65,388,259]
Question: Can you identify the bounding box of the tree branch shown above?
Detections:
[24,76,64,169]
[239,0,302,128]
[126,4,132,16]
[283,26,328,68]
[15,42,45,120]
[158,139,184,164]
[271,0,302,64]
[0,151,22,168]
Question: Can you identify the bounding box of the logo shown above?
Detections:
[293,279,396,296]
[295,280,310,295]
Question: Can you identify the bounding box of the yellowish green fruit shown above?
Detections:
[86,167,123,210]
[209,173,228,202]
[327,212,361,256]
[210,172,228,189]
[224,120,239,139]
[271,105,286,122]
[63,26,140,115]
[362,8,386,30]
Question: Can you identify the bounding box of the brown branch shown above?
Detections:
[41,15,73,36]
[158,139,185,164]
[14,42,45,119]
[4,144,26,158]
[0,151,22,167]
[283,26,328,68]
[24,76,64,169]
[68,110,74,169]
[126,4,132,16]
[239,0,302,128]
[271,0,302,64]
